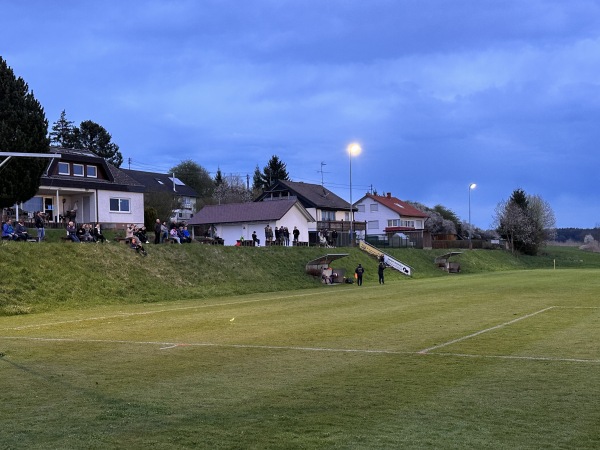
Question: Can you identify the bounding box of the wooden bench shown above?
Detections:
[293,241,309,247]
[114,237,131,244]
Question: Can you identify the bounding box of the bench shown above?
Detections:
[236,240,255,247]
[293,241,309,247]
[114,237,131,244]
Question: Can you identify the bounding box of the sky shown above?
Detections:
[2,0,600,229]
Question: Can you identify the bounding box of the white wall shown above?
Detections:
[354,198,425,233]
[97,190,145,226]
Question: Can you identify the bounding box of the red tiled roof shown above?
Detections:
[366,193,428,218]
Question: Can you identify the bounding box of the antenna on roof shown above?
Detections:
[318,161,328,187]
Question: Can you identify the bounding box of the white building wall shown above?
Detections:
[213,205,314,246]
[354,198,398,234]
[97,190,144,226]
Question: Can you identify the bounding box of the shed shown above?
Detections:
[305,254,349,284]
[434,252,463,273]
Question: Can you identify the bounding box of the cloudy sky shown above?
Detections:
[2,0,599,229]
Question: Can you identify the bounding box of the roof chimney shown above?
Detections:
[386,192,392,199]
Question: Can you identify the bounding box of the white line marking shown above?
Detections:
[0,290,333,331]
[418,306,557,354]
[1,335,598,364]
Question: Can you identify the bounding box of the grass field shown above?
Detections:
[1,269,599,449]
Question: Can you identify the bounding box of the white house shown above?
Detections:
[353,192,428,236]
[23,148,145,227]
[187,198,315,246]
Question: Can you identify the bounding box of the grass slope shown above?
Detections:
[2,237,600,315]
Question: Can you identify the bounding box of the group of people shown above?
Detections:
[153,219,192,244]
[263,225,300,246]
[354,256,387,286]
[1,218,31,241]
[65,221,106,243]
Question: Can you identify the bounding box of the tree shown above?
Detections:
[49,110,78,148]
[494,188,556,255]
[77,120,123,167]
[213,173,252,205]
[255,155,289,190]
[0,57,49,208]
[169,160,214,205]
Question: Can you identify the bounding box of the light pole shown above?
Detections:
[347,143,362,246]
[468,183,476,249]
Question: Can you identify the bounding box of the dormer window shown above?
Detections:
[73,164,84,177]
[58,162,70,175]
[87,165,97,178]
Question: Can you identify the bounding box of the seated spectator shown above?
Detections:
[135,226,149,244]
[126,224,135,239]
[2,219,18,240]
[82,224,96,242]
[130,237,147,256]
[252,231,260,246]
[15,220,30,241]
[182,226,192,243]
[66,221,80,242]
[93,223,106,243]
[178,226,191,243]
[169,227,181,244]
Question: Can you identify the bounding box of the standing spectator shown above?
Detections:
[264,225,269,246]
[293,226,300,244]
[66,221,80,242]
[355,264,365,286]
[35,211,45,242]
[154,219,162,244]
[274,227,280,245]
[161,222,169,243]
[283,227,290,246]
[331,229,338,247]
[378,261,386,284]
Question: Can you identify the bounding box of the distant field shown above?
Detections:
[1,269,599,449]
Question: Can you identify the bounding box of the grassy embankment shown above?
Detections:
[1,228,600,315]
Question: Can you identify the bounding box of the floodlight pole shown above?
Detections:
[468,183,476,249]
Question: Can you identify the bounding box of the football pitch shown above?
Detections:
[1,269,599,449]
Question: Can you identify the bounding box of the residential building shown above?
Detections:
[254,180,364,245]
[22,148,145,227]
[121,169,199,223]
[353,192,429,247]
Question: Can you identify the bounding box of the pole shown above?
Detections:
[349,152,353,246]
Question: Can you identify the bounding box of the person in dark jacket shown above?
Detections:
[154,219,162,244]
[378,261,386,284]
[355,264,365,286]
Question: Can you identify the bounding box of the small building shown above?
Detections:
[187,198,315,246]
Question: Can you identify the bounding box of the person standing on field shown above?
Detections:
[35,211,45,242]
[355,264,365,286]
[378,261,386,284]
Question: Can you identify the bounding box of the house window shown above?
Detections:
[58,162,69,175]
[87,165,97,178]
[357,204,365,212]
[368,220,379,230]
[345,212,350,221]
[416,220,423,228]
[73,164,84,177]
[321,210,336,221]
[109,198,130,213]
[370,203,378,212]
[388,219,400,227]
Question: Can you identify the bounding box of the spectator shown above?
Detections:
[293,226,300,244]
[169,227,181,244]
[283,227,290,246]
[93,223,106,243]
[130,237,147,256]
[126,224,135,239]
[161,222,169,243]
[154,219,161,244]
[252,230,260,246]
[15,220,30,241]
[135,226,149,244]
[35,211,45,242]
[66,221,80,242]
[81,224,96,242]
[181,226,192,243]
[378,261,386,284]
[1,219,17,240]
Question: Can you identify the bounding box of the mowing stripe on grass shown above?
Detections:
[0,289,341,331]
[418,306,557,354]
[2,335,599,364]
